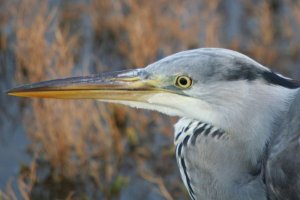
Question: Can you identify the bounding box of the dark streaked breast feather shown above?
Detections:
[191,124,207,145]
[181,158,195,200]
[265,89,300,199]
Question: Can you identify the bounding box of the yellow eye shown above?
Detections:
[175,75,193,89]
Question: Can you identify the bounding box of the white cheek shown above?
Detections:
[100,92,221,128]
[147,93,219,124]
[99,99,183,116]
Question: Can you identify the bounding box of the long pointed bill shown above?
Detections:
[7,69,165,102]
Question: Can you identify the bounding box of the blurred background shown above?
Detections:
[1,0,300,199]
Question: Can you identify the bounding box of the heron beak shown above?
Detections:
[7,69,165,102]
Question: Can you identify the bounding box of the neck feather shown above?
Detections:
[186,82,297,149]
[173,84,298,199]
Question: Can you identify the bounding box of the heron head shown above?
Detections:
[7,48,299,126]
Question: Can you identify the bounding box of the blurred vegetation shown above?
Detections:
[0,0,300,199]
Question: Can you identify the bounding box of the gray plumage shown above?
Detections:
[266,90,300,200]
[146,48,300,200]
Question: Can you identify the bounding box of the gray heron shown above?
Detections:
[7,48,300,200]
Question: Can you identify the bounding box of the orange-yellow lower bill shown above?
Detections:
[7,69,164,101]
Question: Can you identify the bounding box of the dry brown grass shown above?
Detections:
[244,0,278,65]
[10,0,129,198]
[90,0,202,66]
[238,0,300,75]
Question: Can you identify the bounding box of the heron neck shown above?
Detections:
[192,84,298,162]
[173,87,298,200]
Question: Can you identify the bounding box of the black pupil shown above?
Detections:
[179,77,188,86]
